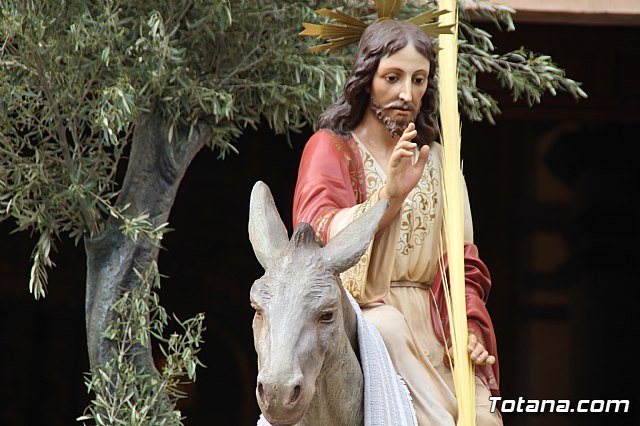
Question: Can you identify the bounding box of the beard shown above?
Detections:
[370,97,418,138]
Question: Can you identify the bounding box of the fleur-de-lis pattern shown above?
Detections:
[357,145,438,255]
[398,155,438,255]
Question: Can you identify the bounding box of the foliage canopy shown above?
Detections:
[0,0,586,298]
[1,0,349,299]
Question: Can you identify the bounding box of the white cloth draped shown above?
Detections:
[257,290,417,426]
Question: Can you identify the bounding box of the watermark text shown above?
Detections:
[489,397,630,414]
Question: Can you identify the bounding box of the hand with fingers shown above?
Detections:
[384,122,430,201]
[445,331,496,368]
[467,332,496,366]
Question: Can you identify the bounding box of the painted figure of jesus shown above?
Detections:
[293,19,502,425]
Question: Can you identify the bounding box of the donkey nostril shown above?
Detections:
[258,382,266,405]
[290,384,301,405]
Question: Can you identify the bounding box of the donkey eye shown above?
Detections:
[319,311,335,323]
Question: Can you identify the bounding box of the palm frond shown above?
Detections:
[375,0,406,19]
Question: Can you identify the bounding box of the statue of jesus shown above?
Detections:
[293,18,502,425]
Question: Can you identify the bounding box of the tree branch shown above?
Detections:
[34,52,99,236]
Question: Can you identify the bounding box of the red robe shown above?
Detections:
[293,130,500,396]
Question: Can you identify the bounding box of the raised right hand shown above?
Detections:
[384,122,430,201]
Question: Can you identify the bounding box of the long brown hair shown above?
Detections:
[318,19,438,146]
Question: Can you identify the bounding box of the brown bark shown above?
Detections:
[84,113,209,372]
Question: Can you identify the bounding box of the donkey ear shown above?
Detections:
[322,200,388,273]
[248,181,289,269]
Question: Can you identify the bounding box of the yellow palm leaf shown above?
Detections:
[418,22,455,38]
[300,22,364,38]
[375,0,406,19]
[438,0,477,424]
[308,36,363,53]
[301,2,453,53]
[407,8,449,26]
[316,9,368,28]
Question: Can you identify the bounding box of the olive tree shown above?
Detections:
[1,1,347,423]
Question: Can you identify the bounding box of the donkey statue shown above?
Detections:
[249,182,417,426]
[248,181,415,426]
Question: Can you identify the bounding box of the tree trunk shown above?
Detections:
[84,113,209,373]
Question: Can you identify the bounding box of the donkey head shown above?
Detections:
[248,181,386,425]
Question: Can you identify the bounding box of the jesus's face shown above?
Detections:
[369,43,431,137]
